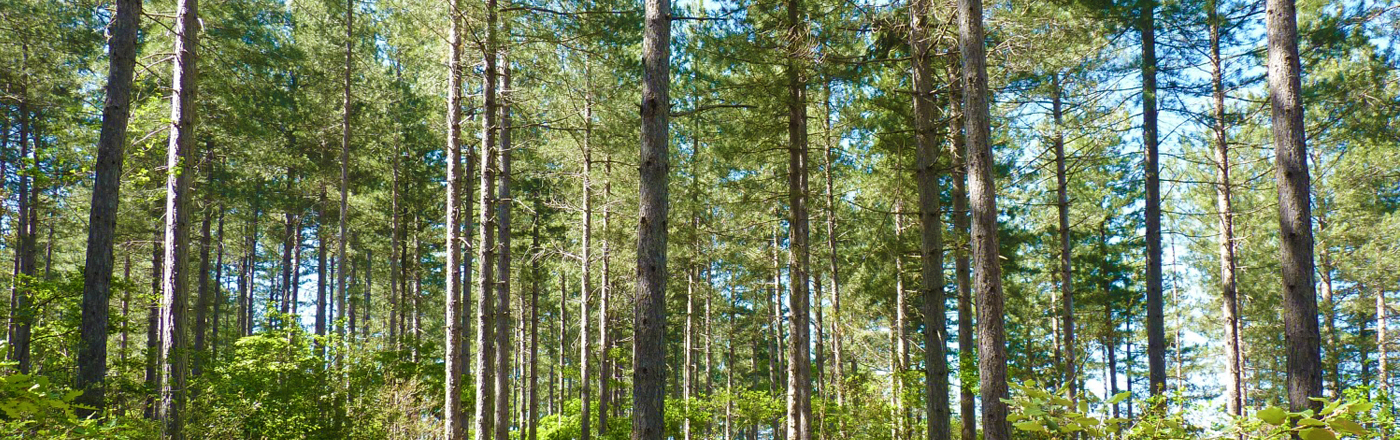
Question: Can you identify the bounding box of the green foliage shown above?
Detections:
[190,329,341,439]
[0,346,153,438]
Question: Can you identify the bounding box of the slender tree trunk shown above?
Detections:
[821,83,845,421]
[337,0,353,370]
[1379,291,1389,391]
[599,153,613,434]
[193,188,213,377]
[212,211,224,360]
[1050,77,1076,403]
[495,49,514,440]
[316,187,329,346]
[959,0,1007,435]
[580,78,595,440]
[77,0,141,413]
[145,231,161,420]
[528,210,540,440]
[1208,1,1245,423]
[910,0,949,434]
[280,177,296,327]
[1267,0,1322,412]
[632,0,671,433]
[389,153,399,346]
[1140,0,1168,400]
[473,0,500,433]
[946,68,976,440]
[157,0,199,434]
[784,0,814,435]
[443,0,466,433]
[7,77,33,374]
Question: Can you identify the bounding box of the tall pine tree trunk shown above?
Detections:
[77,0,141,413]
[1051,77,1076,403]
[495,48,514,440]
[1208,0,1245,422]
[1267,0,1322,412]
[784,0,814,435]
[632,0,671,432]
[158,0,200,434]
[473,0,500,433]
[959,0,1008,435]
[909,0,949,434]
[443,0,467,433]
[1140,0,1168,399]
[947,67,976,440]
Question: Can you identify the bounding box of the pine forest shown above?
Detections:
[0,0,1398,438]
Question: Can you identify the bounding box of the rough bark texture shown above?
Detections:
[158,0,199,435]
[528,211,541,440]
[1051,78,1075,402]
[958,0,1008,437]
[947,72,976,440]
[1209,0,1245,421]
[495,50,514,440]
[909,0,949,436]
[1140,0,1167,399]
[443,0,466,434]
[580,89,594,440]
[1267,0,1321,411]
[193,188,212,377]
[631,0,670,434]
[337,0,352,364]
[77,0,141,414]
[473,0,500,434]
[784,0,813,437]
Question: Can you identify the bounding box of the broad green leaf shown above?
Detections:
[1108,391,1131,404]
[1014,421,1048,433]
[1328,419,1366,436]
[1298,417,1327,427]
[1300,427,1337,440]
[1258,406,1287,425]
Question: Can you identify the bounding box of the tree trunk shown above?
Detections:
[1208,0,1245,422]
[146,231,161,420]
[909,0,949,434]
[337,0,353,368]
[600,152,613,434]
[77,0,141,413]
[528,209,541,440]
[580,76,595,440]
[959,0,1008,436]
[473,0,500,433]
[821,83,845,421]
[193,187,213,377]
[1051,77,1076,403]
[443,0,466,434]
[7,77,33,374]
[784,0,814,435]
[1379,291,1388,391]
[1140,0,1168,400]
[316,187,329,346]
[1267,0,1322,412]
[947,68,975,440]
[212,211,225,361]
[495,48,514,440]
[632,0,671,433]
[157,0,199,435]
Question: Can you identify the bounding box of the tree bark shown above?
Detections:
[337,0,353,366]
[145,231,161,420]
[77,0,141,413]
[580,76,595,440]
[1208,0,1245,423]
[473,0,500,433]
[495,47,514,440]
[158,0,199,434]
[1140,0,1168,399]
[1051,77,1076,403]
[909,0,949,435]
[193,185,213,376]
[959,0,1008,436]
[212,211,225,361]
[1266,0,1322,412]
[784,0,813,436]
[444,0,466,433]
[632,0,671,433]
[7,72,34,374]
[528,209,541,440]
[946,68,976,440]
